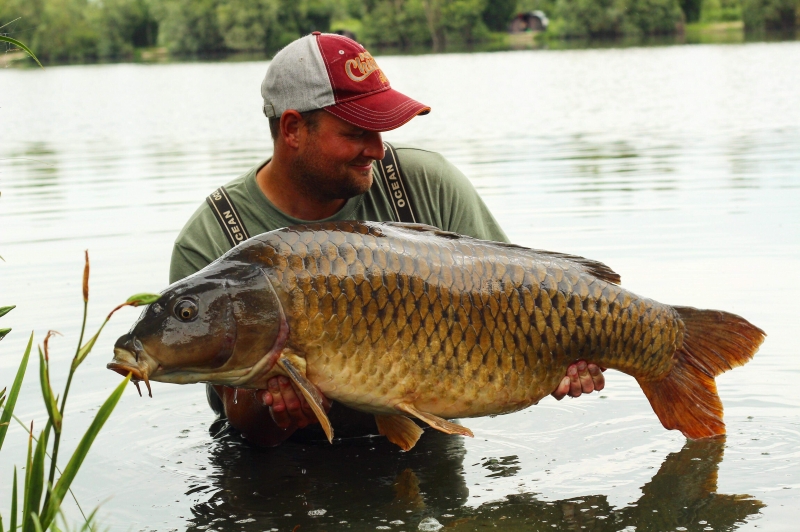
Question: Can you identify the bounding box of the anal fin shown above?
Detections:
[375,414,423,451]
[277,357,333,443]
[396,402,474,438]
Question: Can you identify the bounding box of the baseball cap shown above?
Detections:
[261,32,430,132]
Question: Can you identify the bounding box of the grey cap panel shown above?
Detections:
[261,35,335,117]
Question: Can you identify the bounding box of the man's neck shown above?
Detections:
[256,158,346,221]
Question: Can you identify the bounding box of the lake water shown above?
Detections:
[1,41,799,531]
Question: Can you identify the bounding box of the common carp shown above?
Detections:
[109,221,765,450]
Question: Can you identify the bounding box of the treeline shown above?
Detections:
[1,0,798,63]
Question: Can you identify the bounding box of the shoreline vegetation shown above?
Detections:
[0,249,161,530]
[0,0,798,66]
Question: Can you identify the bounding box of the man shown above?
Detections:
[170,32,604,446]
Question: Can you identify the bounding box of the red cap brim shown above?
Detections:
[324,87,430,132]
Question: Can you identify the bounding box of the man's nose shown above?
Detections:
[363,131,385,161]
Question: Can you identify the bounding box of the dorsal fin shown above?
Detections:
[381,222,621,285]
[524,249,621,285]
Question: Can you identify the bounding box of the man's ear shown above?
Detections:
[279,110,304,149]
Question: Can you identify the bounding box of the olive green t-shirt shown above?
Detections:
[169,145,508,284]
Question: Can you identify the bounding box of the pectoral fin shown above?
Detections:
[375,414,424,451]
[277,357,333,443]
[396,402,474,438]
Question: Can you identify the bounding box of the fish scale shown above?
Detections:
[250,221,681,418]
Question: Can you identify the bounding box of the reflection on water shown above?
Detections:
[187,429,762,531]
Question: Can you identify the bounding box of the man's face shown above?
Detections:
[291,111,385,202]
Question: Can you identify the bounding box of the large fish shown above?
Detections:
[109,221,764,450]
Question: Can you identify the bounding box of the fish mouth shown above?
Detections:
[107,346,158,398]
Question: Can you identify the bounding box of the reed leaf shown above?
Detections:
[0,305,14,318]
[0,328,11,341]
[71,328,102,371]
[39,375,130,530]
[22,429,48,532]
[0,36,43,68]
[10,468,18,532]
[0,332,33,451]
[38,347,62,432]
[22,427,32,532]
[126,293,161,306]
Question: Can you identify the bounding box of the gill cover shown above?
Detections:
[111,260,285,386]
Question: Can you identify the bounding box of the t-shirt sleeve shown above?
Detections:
[435,157,509,243]
[397,147,508,243]
[169,243,212,284]
[168,205,230,284]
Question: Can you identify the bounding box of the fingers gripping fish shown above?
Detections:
[109,221,765,450]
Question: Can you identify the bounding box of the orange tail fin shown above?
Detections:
[637,306,765,439]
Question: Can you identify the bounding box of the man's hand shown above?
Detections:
[551,360,605,400]
[260,376,331,429]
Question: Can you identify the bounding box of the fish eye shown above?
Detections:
[174,299,198,322]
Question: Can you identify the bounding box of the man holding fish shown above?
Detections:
[168,33,605,446]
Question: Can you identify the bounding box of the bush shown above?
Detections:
[741,0,798,31]
[481,0,515,30]
[93,0,158,58]
[699,0,742,22]
[360,0,431,48]
[0,0,99,62]
[681,0,702,21]
[621,0,684,35]
[554,0,683,37]
[149,0,225,54]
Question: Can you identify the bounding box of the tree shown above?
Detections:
[481,0,515,31]
[741,0,798,32]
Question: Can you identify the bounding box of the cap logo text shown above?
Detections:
[345,52,388,83]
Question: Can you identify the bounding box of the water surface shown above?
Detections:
[1,42,799,530]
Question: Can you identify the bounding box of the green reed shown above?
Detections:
[0,251,160,531]
[0,35,43,68]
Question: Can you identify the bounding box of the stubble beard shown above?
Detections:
[291,150,373,203]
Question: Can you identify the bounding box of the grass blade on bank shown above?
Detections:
[0,332,33,451]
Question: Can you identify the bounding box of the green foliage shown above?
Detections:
[360,0,431,48]
[216,0,282,52]
[622,0,684,34]
[441,0,490,44]
[681,0,702,20]
[553,0,621,37]
[553,0,683,37]
[700,0,742,22]
[482,0,516,30]
[149,0,225,53]
[91,0,158,57]
[741,0,798,31]
[0,0,709,62]
[1,0,156,61]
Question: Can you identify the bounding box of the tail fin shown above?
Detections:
[637,306,765,439]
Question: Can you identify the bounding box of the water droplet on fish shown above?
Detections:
[233,389,238,404]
